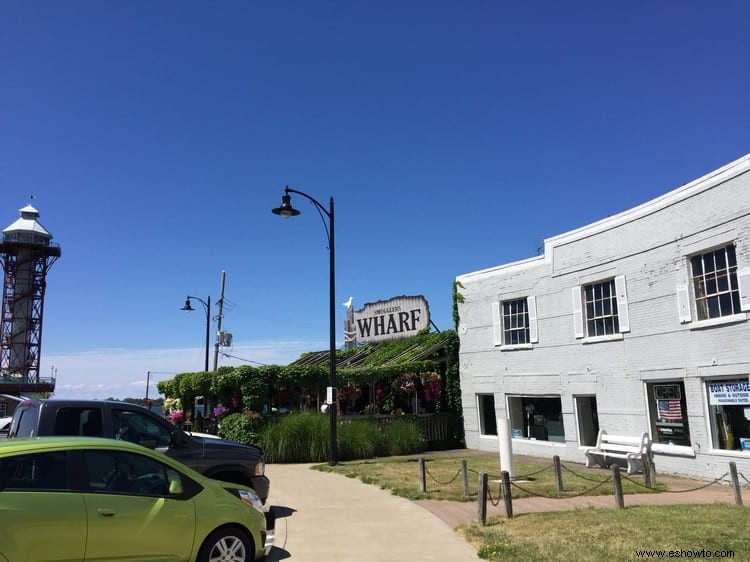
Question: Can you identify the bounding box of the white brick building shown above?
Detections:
[456,154,750,480]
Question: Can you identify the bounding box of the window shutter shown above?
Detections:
[676,284,692,323]
[491,301,503,346]
[572,286,584,339]
[614,275,630,333]
[527,296,538,343]
[738,267,750,312]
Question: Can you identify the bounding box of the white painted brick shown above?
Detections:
[456,155,750,480]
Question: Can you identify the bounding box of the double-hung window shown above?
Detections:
[572,276,630,339]
[492,296,538,347]
[677,244,750,324]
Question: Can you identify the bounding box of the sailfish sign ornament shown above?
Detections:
[343,295,430,347]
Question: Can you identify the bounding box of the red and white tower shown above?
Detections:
[0,204,61,393]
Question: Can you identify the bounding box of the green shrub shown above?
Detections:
[384,418,424,455]
[219,412,263,445]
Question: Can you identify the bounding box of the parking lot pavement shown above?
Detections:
[264,463,481,561]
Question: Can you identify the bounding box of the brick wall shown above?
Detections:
[456,155,750,480]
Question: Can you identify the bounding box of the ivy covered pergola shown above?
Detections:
[156,329,461,430]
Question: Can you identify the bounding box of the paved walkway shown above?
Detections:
[264,460,745,561]
[264,463,481,561]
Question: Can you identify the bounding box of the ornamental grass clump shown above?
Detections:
[384,418,424,456]
[259,412,424,463]
[337,420,388,461]
[260,411,329,463]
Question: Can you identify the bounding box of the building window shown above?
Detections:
[477,394,497,436]
[492,296,538,347]
[572,276,630,339]
[584,280,618,336]
[508,396,565,442]
[706,379,750,452]
[691,245,741,321]
[503,299,529,344]
[646,382,691,447]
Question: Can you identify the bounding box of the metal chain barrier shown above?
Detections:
[619,474,663,491]
[645,473,729,493]
[510,476,612,499]
[467,467,502,480]
[468,464,553,481]
[440,460,744,502]
[514,464,554,480]
[486,481,502,507]
[424,465,462,486]
[560,463,614,483]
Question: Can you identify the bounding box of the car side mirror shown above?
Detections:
[170,429,187,448]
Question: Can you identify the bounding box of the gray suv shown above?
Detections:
[8,398,269,503]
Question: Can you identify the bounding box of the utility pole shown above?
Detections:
[213,270,226,371]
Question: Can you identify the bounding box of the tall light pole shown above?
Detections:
[181,295,211,372]
[272,186,338,466]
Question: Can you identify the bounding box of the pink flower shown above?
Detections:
[168,411,184,422]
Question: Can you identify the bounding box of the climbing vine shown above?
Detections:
[158,329,462,421]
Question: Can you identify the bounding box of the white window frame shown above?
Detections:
[677,244,749,326]
[492,296,538,349]
[572,275,629,341]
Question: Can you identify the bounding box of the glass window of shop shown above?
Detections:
[508,396,565,442]
[646,382,691,446]
[706,378,750,452]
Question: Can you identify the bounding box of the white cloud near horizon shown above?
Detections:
[43,339,326,401]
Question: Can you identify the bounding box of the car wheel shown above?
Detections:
[198,526,253,562]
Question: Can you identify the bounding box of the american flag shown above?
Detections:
[657,399,682,422]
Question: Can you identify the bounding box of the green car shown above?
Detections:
[0,437,273,561]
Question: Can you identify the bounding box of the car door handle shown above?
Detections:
[97,509,116,517]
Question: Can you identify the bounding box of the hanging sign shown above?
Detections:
[352,295,430,344]
[708,381,750,406]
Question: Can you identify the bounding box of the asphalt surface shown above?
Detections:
[263,458,744,561]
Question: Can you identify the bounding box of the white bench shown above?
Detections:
[584,430,652,475]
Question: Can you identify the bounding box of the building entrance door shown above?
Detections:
[575,396,599,447]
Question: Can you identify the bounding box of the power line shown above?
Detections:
[220,352,268,366]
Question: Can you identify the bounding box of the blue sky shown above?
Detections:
[2,2,748,400]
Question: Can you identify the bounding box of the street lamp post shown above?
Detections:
[272,186,338,466]
[181,295,211,372]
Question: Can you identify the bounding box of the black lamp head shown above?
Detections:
[272,191,301,218]
[181,298,195,312]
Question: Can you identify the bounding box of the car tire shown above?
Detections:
[198,526,254,562]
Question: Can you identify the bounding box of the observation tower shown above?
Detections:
[0,204,61,393]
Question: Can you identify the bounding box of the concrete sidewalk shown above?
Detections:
[264,463,481,561]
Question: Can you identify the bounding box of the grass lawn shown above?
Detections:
[313,451,663,501]
[460,505,750,561]
[314,452,750,560]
